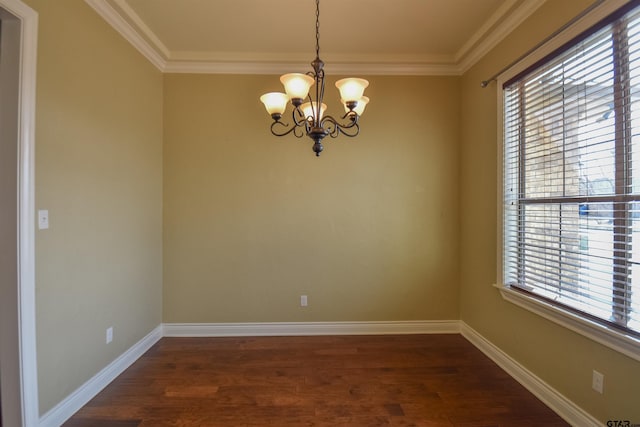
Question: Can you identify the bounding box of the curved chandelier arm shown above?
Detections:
[269,106,313,139]
[321,114,360,139]
[270,120,304,138]
[292,106,310,128]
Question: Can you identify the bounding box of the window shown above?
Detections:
[502,2,640,342]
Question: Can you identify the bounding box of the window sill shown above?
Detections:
[494,284,640,362]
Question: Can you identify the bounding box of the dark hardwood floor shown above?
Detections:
[64,334,568,426]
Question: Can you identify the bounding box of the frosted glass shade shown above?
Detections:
[301,102,327,120]
[260,92,289,115]
[343,96,369,116]
[335,78,369,102]
[280,73,314,100]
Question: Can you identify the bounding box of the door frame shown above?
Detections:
[0,0,38,424]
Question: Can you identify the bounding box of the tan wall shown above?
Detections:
[21,0,640,421]
[459,0,640,422]
[24,0,164,414]
[163,74,460,323]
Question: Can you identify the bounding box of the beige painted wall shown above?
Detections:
[20,0,640,421]
[163,74,460,322]
[460,0,640,423]
[23,0,164,414]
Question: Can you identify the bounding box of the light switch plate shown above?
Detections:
[592,370,604,394]
[38,210,49,229]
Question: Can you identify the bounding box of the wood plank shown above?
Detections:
[64,335,568,426]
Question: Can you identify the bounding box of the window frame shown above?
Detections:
[496,0,640,362]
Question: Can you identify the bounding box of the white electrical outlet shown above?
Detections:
[300,295,308,307]
[106,327,113,344]
[592,370,604,394]
[38,209,49,229]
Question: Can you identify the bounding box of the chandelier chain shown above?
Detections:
[315,0,320,58]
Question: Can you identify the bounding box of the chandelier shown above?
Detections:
[259,0,370,157]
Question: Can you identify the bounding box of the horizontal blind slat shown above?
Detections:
[503,4,640,338]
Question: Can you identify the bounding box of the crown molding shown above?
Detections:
[163,51,458,75]
[162,60,461,76]
[110,0,171,59]
[86,0,547,76]
[455,0,521,63]
[84,0,167,71]
[457,0,547,74]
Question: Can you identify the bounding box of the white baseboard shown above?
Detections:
[39,325,163,427]
[460,321,601,427]
[37,320,600,427]
[162,320,461,337]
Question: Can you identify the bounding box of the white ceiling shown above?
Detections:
[85,0,546,75]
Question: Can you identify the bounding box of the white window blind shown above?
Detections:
[503,2,640,337]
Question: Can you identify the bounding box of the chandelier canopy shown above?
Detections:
[259,0,370,157]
